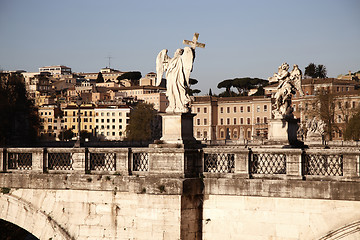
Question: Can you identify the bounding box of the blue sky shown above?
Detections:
[0,0,359,94]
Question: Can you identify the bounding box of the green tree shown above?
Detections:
[217,79,234,96]
[59,129,74,141]
[117,71,142,86]
[80,130,92,142]
[315,64,327,78]
[232,77,268,95]
[208,88,213,96]
[305,63,316,78]
[305,63,327,78]
[186,78,201,96]
[96,72,104,83]
[0,73,40,146]
[125,103,160,141]
[344,108,360,140]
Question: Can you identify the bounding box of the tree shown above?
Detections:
[116,71,142,86]
[305,63,316,78]
[232,77,268,95]
[0,73,40,146]
[125,103,160,141]
[96,72,104,83]
[304,89,337,140]
[217,79,234,96]
[315,64,327,78]
[305,63,327,78]
[344,108,360,140]
[186,78,201,96]
[80,130,92,142]
[59,129,74,141]
[208,88,213,96]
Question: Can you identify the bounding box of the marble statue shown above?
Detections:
[268,63,304,118]
[306,117,326,139]
[156,47,194,113]
[156,33,205,113]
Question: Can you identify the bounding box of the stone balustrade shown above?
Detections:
[1,147,359,181]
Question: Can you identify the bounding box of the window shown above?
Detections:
[247,106,251,112]
[112,119,115,123]
[240,118,244,124]
[233,107,237,113]
[197,119,200,125]
[101,119,104,123]
[240,106,244,113]
[233,118,237,125]
[233,129,238,139]
[107,119,110,123]
[197,131,201,138]
[220,118,224,125]
[204,118,207,125]
[257,117,260,123]
[220,107,223,114]
[204,107,207,113]
[247,118,251,124]
[264,117,267,124]
[197,107,200,113]
[227,118,230,125]
[203,131,207,138]
[112,112,115,116]
[227,107,230,113]
[257,106,260,112]
[220,130,224,139]
[353,102,356,108]
[107,113,110,116]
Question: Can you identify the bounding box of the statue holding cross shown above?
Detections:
[156,33,205,113]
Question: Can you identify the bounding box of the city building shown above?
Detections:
[38,104,63,140]
[94,106,131,140]
[63,104,95,136]
[39,65,72,75]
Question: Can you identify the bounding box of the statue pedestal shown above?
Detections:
[159,112,197,145]
[268,118,302,146]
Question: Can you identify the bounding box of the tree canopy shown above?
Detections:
[96,72,104,83]
[125,103,161,141]
[344,108,360,140]
[186,78,201,96]
[217,77,268,96]
[0,73,40,146]
[304,63,327,78]
[117,71,142,86]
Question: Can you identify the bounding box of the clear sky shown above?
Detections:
[0,0,359,94]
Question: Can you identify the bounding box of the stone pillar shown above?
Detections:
[285,149,303,179]
[160,112,197,145]
[268,117,303,146]
[71,148,86,172]
[234,148,250,177]
[31,148,44,172]
[343,152,359,179]
[114,148,130,175]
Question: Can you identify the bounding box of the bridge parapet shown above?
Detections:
[1,146,359,181]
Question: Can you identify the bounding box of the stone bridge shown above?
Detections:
[0,146,359,239]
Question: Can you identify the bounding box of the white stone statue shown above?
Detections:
[306,117,326,139]
[268,63,304,118]
[156,47,194,113]
[155,33,205,113]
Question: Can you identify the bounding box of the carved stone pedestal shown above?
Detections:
[159,112,197,145]
[268,118,303,146]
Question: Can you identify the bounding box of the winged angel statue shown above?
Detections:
[268,63,304,118]
[156,47,194,113]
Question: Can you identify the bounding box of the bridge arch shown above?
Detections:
[0,192,73,240]
[319,221,360,240]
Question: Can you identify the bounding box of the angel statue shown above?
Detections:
[269,63,304,118]
[155,47,194,113]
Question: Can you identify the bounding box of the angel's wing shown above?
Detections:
[290,66,304,96]
[181,47,194,86]
[155,49,169,86]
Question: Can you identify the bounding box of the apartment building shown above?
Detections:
[39,65,72,75]
[118,86,168,112]
[63,104,95,135]
[94,106,130,140]
[192,96,272,141]
[38,104,63,139]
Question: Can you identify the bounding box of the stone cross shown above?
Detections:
[183,33,205,49]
